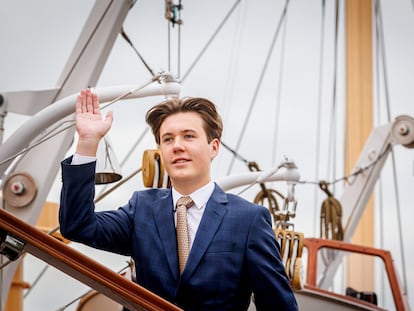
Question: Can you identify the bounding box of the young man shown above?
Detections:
[59,89,298,310]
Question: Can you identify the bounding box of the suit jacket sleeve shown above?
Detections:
[247,206,298,310]
[59,157,134,255]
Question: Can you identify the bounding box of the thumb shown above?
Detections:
[104,111,114,126]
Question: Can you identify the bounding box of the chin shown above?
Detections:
[170,173,195,184]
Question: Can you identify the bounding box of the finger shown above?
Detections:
[80,89,87,113]
[76,94,82,115]
[85,88,93,113]
[104,111,114,127]
[92,92,100,115]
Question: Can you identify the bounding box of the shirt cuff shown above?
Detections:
[71,153,97,165]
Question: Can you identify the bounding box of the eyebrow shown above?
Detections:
[161,129,198,139]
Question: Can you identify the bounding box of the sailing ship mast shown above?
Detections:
[345,0,374,291]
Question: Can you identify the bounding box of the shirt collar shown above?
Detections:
[172,181,215,210]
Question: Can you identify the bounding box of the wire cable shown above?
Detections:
[374,1,387,302]
[226,0,291,175]
[312,0,327,237]
[375,0,408,294]
[120,27,156,77]
[327,0,340,191]
[271,3,289,166]
[180,0,242,82]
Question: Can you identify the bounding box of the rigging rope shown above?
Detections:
[374,1,388,300]
[180,0,242,82]
[374,38,390,298]
[319,181,344,241]
[326,0,340,189]
[271,1,289,166]
[312,0,327,237]
[248,162,285,225]
[226,0,291,175]
[120,27,156,77]
[221,0,246,143]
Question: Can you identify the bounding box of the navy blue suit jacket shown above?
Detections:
[59,158,298,310]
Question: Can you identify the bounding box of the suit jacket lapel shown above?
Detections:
[180,186,228,283]
[153,190,180,281]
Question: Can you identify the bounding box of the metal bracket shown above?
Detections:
[0,230,25,261]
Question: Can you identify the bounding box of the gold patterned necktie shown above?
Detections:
[176,196,194,274]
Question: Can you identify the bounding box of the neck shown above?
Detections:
[172,179,211,196]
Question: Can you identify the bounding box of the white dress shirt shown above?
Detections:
[71,153,96,165]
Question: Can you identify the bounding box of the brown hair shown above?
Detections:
[145,97,223,145]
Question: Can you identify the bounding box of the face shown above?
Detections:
[159,112,220,194]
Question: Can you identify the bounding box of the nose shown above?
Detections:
[172,137,184,151]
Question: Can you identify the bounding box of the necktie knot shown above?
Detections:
[176,196,194,210]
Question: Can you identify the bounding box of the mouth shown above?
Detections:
[172,158,190,164]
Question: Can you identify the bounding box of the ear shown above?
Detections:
[209,138,220,160]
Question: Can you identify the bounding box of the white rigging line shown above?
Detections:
[215,0,247,176]
[312,0,327,237]
[326,0,340,190]
[167,12,171,72]
[318,0,342,279]
[177,1,182,78]
[180,0,243,83]
[270,4,289,166]
[221,0,246,120]
[226,0,291,175]
[23,263,49,298]
[121,27,156,78]
[375,0,408,294]
[374,3,386,302]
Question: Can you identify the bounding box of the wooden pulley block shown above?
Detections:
[142,149,169,188]
[293,232,304,258]
[289,232,304,290]
[291,257,305,290]
[274,228,305,290]
[282,231,293,268]
[285,257,292,279]
[274,228,285,252]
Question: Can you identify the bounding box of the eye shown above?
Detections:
[184,133,195,139]
[162,136,173,143]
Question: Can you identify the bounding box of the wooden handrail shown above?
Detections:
[0,208,182,311]
[304,238,409,311]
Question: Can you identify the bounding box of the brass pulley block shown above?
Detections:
[274,228,305,290]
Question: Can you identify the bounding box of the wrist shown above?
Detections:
[76,138,100,156]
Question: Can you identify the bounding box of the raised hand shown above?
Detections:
[75,89,113,156]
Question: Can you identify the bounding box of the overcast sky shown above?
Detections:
[1,0,414,310]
